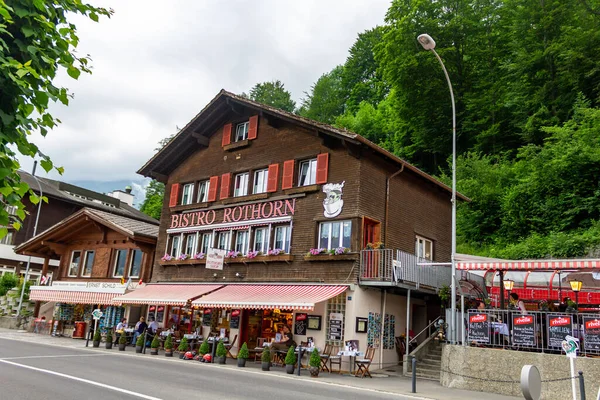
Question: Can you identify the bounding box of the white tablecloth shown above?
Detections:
[491,322,509,335]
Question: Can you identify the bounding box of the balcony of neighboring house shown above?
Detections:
[359,248,452,294]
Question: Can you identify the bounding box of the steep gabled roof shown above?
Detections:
[138,89,469,201]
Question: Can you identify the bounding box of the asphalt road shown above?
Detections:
[0,338,416,400]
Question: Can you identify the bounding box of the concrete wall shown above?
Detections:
[441,344,600,400]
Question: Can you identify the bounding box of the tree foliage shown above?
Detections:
[298,66,346,124]
[0,0,111,238]
[243,80,295,112]
[139,179,164,220]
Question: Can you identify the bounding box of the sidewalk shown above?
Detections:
[0,328,520,400]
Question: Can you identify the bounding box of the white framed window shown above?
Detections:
[234,172,249,197]
[235,121,249,142]
[68,251,81,277]
[253,227,268,253]
[0,231,13,245]
[181,183,194,205]
[319,220,352,250]
[273,225,290,253]
[253,169,269,194]
[197,180,210,203]
[113,249,128,277]
[129,249,143,278]
[415,236,433,260]
[200,233,212,254]
[298,158,317,186]
[184,234,196,256]
[81,251,95,277]
[216,231,231,250]
[235,231,249,254]
[170,235,180,257]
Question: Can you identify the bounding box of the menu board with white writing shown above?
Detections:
[202,309,212,326]
[468,313,490,343]
[583,317,600,351]
[547,315,573,348]
[512,315,536,346]
[329,312,343,341]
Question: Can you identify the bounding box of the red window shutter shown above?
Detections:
[267,163,279,193]
[281,160,295,190]
[316,153,329,184]
[222,123,232,147]
[207,176,219,202]
[169,183,180,207]
[248,115,259,140]
[220,173,231,200]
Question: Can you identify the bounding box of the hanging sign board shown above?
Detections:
[512,315,536,346]
[92,309,103,321]
[467,313,490,343]
[205,248,226,270]
[547,315,573,349]
[583,317,600,351]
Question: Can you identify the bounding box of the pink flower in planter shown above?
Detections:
[178,253,189,261]
[226,251,242,259]
[308,248,326,256]
[246,251,260,259]
[268,249,284,256]
[161,254,173,262]
[193,253,205,260]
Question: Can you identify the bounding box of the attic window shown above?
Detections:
[235,121,249,142]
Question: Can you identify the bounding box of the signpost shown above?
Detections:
[205,248,226,270]
[561,335,579,400]
[92,309,103,340]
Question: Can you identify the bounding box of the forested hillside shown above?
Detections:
[142,0,600,260]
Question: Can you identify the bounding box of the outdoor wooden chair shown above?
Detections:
[320,343,332,372]
[224,334,238,359]
[354,345,375,378]
[252,338,267,363]
[329,345,342,373]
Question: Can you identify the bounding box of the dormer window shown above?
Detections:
[235,121,249,142]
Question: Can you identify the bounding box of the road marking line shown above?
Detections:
[1,354,111,360]
[0,359,163,400]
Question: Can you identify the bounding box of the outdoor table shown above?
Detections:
[491,322,509,336]
[182,334,203,351]
[337,350,363,375]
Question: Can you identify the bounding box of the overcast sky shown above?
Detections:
[19,0,391,190]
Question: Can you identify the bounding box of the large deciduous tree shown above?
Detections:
[243,80,296,112]
[0,0,111,238]
[298,66,346,124]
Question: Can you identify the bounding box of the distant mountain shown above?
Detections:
[69,179,150,209]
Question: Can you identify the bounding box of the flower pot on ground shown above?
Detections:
[164,334,173,357]
[135,332,144,353]
[308,348,320,377]
[118,333,127,351]
[105,331,113,349]
[92,330,101,348]
[261,347,271,371]
[216,339,227,364]
[150,335,159,355]
[237,342,249,367]
[198,340,209,356]
[285,346,297,374]
[178,337,189,359]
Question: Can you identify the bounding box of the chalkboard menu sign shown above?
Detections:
[295,313,308,335]
[583,317,600,351]
[547,315,573,348]
[329,312,343,341]
[512,315,536,346]
[467,313,490,343]
[202,308,212,326]
[156,306,165,323]
[230,309,241,329]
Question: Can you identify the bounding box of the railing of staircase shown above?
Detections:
[409,316,442,348]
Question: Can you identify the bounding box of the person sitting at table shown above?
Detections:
[271,325,294,351]
[131,317,147,345]
[509,293,527,314]
[114,318,127,344]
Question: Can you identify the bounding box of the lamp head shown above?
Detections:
[569,280,582,292]
[417,34,436,50]
[503,279,514,291]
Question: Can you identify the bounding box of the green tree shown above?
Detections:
[139,180,164,220]
[243,80,295,112]
[298,66,346,124]
[0,0,111,238]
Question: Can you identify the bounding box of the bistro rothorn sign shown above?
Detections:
[170,199,296,229]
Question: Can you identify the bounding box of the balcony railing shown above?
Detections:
[360,249,451,291]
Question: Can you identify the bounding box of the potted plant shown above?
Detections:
[237,342,249,367]
[135,332,144,353]
[150,335,159,355]
[178,337,189,359]
[215,339,227,364]
[261,347,271,371]
[105,330,113,349]
[164,334,173,357]
[118,333,127,351]
[199,340,209,356]
[308,348,320,377]
[92,330,101,348]
[285,346,297,374]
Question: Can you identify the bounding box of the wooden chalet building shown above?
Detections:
[125,90,462,369]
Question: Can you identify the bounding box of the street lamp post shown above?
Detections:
[569,280,582,309]
[417,33,457,343]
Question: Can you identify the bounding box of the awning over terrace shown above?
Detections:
[113,284,223,306]
[457,259,600,271]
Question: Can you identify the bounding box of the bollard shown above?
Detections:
[85,328,92,348]
[297,346,302,376]
[211,339,217,363]
[578,371,586,400]
[411,357,417,393]
[142,330,147,354]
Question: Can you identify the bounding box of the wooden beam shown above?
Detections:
[150,171,168,184]
[191,132,210,146]
[343,140,362,159]
[261,112,283,129]
[41,241,66,254]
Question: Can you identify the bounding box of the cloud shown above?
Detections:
[18,0,391,182]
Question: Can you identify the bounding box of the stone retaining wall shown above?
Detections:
[441,344,600,400]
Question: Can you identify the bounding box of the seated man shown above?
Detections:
[271,325,294,363]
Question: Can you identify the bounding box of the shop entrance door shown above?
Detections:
[362,218,381,278]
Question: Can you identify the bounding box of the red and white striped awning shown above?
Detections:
[29,289,117,305]
[457,259,600,271]
[113,284,223,306]
[191,284,348,311]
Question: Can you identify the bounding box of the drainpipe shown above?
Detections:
[384,165,405,244]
